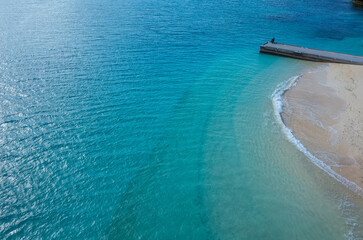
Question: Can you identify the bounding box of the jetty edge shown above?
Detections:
[260,41,363,65]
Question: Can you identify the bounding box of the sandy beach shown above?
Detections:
[282,63,363,193]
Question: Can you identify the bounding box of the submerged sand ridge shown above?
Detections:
[282,63,363,193]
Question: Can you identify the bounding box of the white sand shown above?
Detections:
[282,63,363,191]
[326,64,363,188]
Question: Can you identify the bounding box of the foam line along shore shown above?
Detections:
[272,64,363,197]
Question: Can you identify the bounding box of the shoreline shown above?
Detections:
[272,64,363,197]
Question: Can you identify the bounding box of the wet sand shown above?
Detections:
[282,63,363,194]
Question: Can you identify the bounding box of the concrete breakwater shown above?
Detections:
[260,42,363,65]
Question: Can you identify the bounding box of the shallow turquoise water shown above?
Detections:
[1,0,363,239]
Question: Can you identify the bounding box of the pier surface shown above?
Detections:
[260,42,363,65]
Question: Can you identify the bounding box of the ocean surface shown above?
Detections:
[1,0,363,239]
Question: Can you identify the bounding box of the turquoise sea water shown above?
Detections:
[1,0,363,239]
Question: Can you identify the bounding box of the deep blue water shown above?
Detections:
[1,0,363,239]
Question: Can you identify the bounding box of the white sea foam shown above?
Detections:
[271,72,363,198]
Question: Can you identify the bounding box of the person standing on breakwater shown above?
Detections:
[271,37,275,43]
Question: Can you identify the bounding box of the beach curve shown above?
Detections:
[271,64,363,197]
